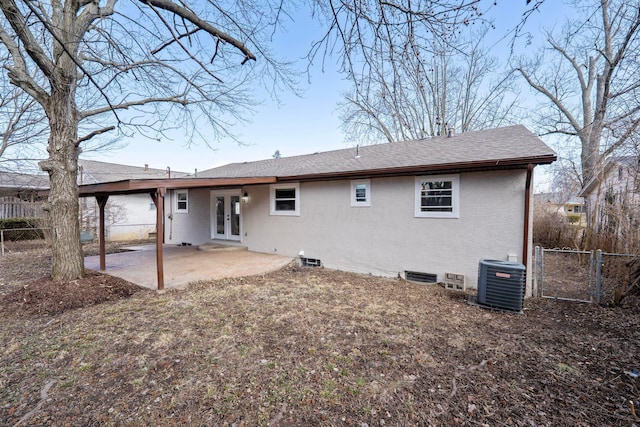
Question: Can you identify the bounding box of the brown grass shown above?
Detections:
[1,246,640,426]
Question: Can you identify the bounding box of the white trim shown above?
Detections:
[414,175,459,218]
[175,189,189,213]
[351,179,371,207]
[270,183,300,216]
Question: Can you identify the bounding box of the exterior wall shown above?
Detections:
[81,193,157,241]
[586,165,640,231]
[236,170,531,294]
[106,194,157,241]
[163,187,212,245]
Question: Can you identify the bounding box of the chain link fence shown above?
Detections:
[534,246,639,305]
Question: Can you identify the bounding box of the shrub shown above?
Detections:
[566,214,580,224]
[533,208,581,249]
[0,218,46,240]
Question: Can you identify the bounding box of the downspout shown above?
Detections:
[168,190,173,241]
[523,164,534,266]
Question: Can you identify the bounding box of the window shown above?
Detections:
[415,175,459,218]
[149,195,156,210]
[175,189,188,213]
[270,183,300,216]
[351,179,371,207]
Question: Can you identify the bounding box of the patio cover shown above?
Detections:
[76,176,277,290]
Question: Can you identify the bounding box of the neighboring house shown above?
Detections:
[0,171,48,219]
[579,156,640,243]
[144,124,553,295]
[533,192,587,225]
[78,159,188,241]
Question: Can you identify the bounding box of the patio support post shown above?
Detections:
[151,188,166,290]
[96,194,109,271]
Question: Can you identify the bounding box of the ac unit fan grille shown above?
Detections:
[477,260,525,312]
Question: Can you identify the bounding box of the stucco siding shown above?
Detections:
[238,170,528,291]
[164,188,211,245]
[107,194,156,241]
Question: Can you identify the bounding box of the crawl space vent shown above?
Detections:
[405,271,437,283]
[444,273,465,291]
[300,257,322,267]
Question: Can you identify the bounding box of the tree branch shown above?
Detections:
[80,96,188,119]
[74,126,115,146]
[135,0,256,63]
[517,67,582,133]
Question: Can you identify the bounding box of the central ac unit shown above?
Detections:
[477,259,526,312]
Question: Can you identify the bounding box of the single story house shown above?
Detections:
[77,159,188,241]
[78,125,556,292]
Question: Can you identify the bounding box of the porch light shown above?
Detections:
[242,192,249,204]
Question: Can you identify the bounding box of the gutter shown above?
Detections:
[276,155,557,183]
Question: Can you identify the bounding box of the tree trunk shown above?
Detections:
[39,86,84,282]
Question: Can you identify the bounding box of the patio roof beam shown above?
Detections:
[74,176,277,198]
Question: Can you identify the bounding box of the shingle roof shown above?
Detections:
[199,125,556,179]
[78,159,189,184]
[0,171,49,190]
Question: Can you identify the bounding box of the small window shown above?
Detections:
[149,195,156,210]
[270,183,300,216]
[351,179,371,207]
[415,175,459,218]
[175,189,188,213]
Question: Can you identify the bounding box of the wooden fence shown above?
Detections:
[0,197,44,219]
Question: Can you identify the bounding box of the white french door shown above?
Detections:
[211,190,241,241]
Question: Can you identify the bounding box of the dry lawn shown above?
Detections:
[1,242,640,426]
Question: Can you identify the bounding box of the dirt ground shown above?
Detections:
[1,242,640,426]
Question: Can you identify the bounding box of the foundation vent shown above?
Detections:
[444,273,465,291]
[405,271,437,283]
[300,257,322,267]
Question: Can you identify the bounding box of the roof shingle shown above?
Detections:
[199,125,555,179]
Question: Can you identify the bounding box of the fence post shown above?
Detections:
[533,246,540,297]
[595,249,603,304]
[1,229,4,256]
[588,251,594,303]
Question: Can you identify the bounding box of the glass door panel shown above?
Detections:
[230,196,240,238]
[211,191,242,241]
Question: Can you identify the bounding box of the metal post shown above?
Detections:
[595,249,603,304]
[588,250,594,303]
[1,229,4,256]
[540,248,546,298]
[533,246,540,297]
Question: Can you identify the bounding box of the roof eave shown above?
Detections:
[276,155,557,182]
[38,176,278,197]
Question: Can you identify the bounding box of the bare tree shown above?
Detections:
[0,0,295,281]
[0,79,47,169]
[338,23,518,144]
[517,0,640,186]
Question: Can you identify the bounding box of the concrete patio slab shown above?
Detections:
[84,244,293,290]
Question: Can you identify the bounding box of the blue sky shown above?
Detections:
[86,1,573,189]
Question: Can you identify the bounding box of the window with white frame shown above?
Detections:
[351,179,371,207]
[175,189,189,213]
[270,183,300,216]
[414,175,459,218]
